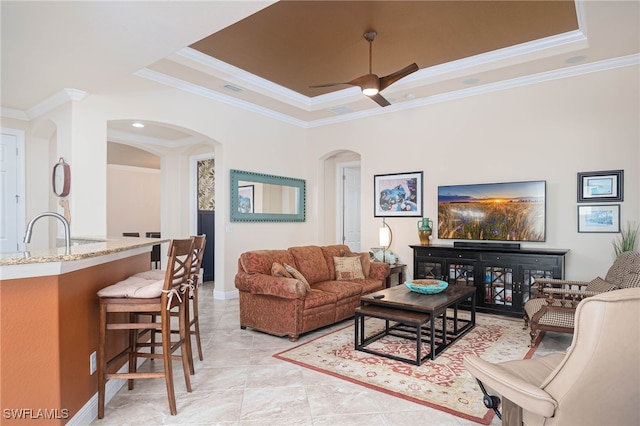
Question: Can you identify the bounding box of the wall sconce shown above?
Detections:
[379,217,393,263]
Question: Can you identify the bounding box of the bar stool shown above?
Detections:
[187,235,206,361]
[134,235,207,363]
[97,238,195,418]
[146,232,162,269]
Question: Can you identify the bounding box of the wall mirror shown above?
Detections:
[230,169,306,222]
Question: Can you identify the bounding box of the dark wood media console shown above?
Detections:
[410,244,569,317]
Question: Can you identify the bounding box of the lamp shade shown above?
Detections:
[379,226,391,248]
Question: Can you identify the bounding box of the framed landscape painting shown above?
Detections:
[577,170,623,202]
[374,171,423,217]
[577,204,620,233]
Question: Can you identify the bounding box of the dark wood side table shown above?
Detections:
[385,263,406,288]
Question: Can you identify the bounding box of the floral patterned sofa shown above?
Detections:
[235,244,390,341]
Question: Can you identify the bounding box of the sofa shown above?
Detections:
[235,244,390,341]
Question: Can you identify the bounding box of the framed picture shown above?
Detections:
[374,171,423,217]
[238,185,254,213]
[577,170,623,202]
[577,204,620,233]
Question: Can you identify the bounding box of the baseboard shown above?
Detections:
[214,288,239,300]
[67,358,146,425]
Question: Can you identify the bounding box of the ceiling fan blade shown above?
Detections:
[309,82,352,88]
[379,63,419,91]
[368,93,391,107]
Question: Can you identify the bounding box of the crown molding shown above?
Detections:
[305,54,640,128]
[134,68,309,128]
[107,128,201,149]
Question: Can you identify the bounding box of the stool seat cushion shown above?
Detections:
[133,270,166,280]
[97,276,164,298]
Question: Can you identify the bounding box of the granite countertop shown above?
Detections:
[0,237,168,266]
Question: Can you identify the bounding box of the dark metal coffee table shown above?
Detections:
[355,284,476,365]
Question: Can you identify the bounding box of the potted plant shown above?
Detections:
[613,221,639,257]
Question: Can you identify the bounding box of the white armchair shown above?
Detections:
[464,287,640,426]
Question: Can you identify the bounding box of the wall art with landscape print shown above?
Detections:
[438,180,546,242]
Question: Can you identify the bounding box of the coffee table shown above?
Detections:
[355,283,476,365]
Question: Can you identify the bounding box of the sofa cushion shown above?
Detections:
[340,250,371,278]
[240,250,296,275]
[586,276,617,293]
[303,289,338,309]
[334,256,365,280]
[284,263,311,292]
[271,262,293,278]
[320,245,352,279]
[97,276,164,298]
[358,277,385,294]
[313,280,363,299]
[289,246,331,284]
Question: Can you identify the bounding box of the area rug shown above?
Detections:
[274,313,541,425]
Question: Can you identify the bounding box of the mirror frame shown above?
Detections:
[230,169,306,222]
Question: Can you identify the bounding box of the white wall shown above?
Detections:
[310,65,640,281]
[11,63,639,297]
[107,164,160,238]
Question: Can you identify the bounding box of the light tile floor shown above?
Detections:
[91,282,572,426]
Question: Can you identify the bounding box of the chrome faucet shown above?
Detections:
[24,212,71,253]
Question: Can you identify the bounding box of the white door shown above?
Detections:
[339,163,361,252]
[1,129,25,253]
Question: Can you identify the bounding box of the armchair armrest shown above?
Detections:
[369,261,390,281]
[234,271,307,299]
[533,278,589,292]
[463,355,558,418]
[532,278,590,299]
[539,287,601,308]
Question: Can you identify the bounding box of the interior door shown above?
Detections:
[197,211,214,282]
[340,164,361,252]
[1,129,23,253]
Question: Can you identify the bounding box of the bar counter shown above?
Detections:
[0,237,165,425]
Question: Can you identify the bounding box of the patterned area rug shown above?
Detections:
[274,313,540,425]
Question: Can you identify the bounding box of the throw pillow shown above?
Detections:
[334,256,365,280]
[271,262,293,278]
[586,276,617,293]
[283,263,311,291]
[340,250,371,277]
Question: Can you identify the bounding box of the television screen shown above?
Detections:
[438,180,546,242]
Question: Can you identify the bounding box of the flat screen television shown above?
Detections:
[437,180,546,242]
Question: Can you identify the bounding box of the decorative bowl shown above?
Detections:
[405,279,449,294]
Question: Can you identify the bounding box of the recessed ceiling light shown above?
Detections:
[132,122,144,128]
[405,93,416,100]
[565,55,586,64]
[463,78,480,85]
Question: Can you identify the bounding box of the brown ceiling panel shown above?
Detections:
[190,1,578,97]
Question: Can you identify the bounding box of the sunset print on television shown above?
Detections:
[438,180,546,242]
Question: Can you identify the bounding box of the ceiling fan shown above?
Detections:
[310,31,419,107]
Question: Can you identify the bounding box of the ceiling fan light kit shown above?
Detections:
[310,30,419,107]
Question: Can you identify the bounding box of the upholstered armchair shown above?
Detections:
[524,251,640,345]
[465,287,640,426]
